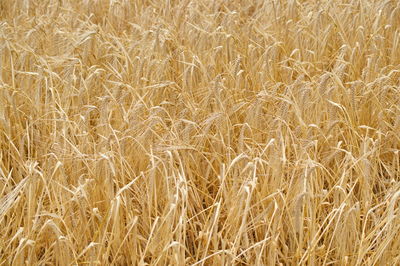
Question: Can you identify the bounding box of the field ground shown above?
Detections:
[1,0,400,265]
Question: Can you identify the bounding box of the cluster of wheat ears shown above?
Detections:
[1,0,400,265]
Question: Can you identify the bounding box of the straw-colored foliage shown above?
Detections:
[1,0,400,265]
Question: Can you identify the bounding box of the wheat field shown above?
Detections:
[1,0,400,265]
